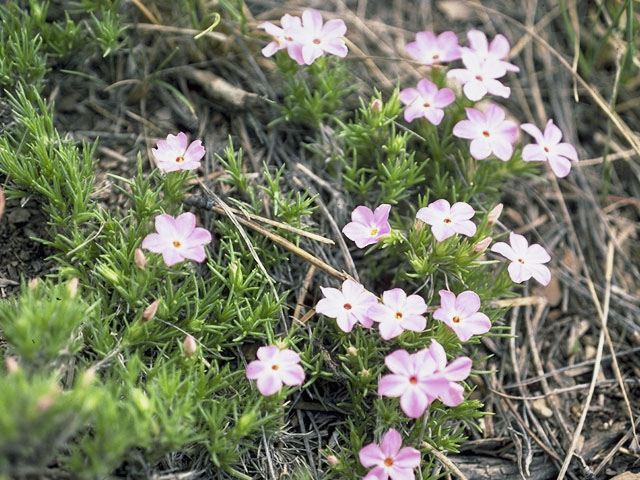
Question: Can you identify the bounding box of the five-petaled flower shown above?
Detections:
[491,232,551,285]
[342,204,391,248]
[399,79,455,125]
[291,9,348,65]
[378,348,438,418]
[433,290,491,342]
[141,212,212,267]
[367,288,427,340]
[521,119,578,178]
[416,199,476,242]
[405,31,461,66]
[359,428,421,480]
[258,14,303,62]
[245,345,305,396]
[462,30,520,75]
[453,105,518,161]
[152,132,205,173]
[315,279,378,332]
[426,340,472,406]
[447,55,511,101]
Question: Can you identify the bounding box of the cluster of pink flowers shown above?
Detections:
[316,278,492,341]
[341,202,551,286]
[141,132,212,268]
[399,29,578,177]
[258,9,348,66]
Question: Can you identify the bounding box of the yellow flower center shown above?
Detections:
[370,229,378,236]
[384,458,394,467]
[173,240,181,248]
[395,312,403,319]
[176,156,185,163]
[452,316,461,323]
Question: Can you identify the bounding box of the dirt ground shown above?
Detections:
[1,0,639,478]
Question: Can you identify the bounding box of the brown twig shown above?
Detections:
[421,442,468,480]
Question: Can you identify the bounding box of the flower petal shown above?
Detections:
[400,388,429,418]
[359,444,385,468]
[380,428,403,457]
[256,373,283,396]
[379,374,410,397]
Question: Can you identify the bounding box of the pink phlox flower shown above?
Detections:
[453,105,518,161]
[289,9,348,65]
[152,132,205,173]
[462,30,520,75]
[521,119,578,178]
[447,54,511,101]
[359,428,421,480]
[416,199,476,242]
[491,232,551,285]
[399,79,455,125]
[367,288,427,340]
[405,31,461,66]
[433,290,491,342]
[141,212,212,267]
[245,345,305,396]
[258,14,303,62]
[342,204,391,248]
[378,348,438,418]
[425,340,472,406]
[315,279,378,332]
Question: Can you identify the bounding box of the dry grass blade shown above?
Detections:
[0,186,5,221]
[184,194,350,282]
[557,241,614,480]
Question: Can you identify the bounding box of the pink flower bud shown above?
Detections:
[488,203,503,225]
[142,299,159,322]
[346,346,358,356]
[134,248,147,269]
[67,277,79,298]
[361,369,370,377]
[0,186,4,221]
[37,386,61,412]
[4,356,19,374]
[184,335,197,357]
[28,278,39,290]
[473,236,492,253]
[371,98,383,113]
[82,367,97,388]
[326,455,339,467]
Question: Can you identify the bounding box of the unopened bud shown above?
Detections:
[361,369,370,377]
[134,248,147,269]
[346,346,358,356]
[4,356,19,374]
[37,385,61,412]
[81,367,97,388]
[67,277,79,298]
[184,335,197,357]
[371,98,383,113]
[142,299,159,322]
[473,237,492,253]
[488,203,503,225]
[29,278,39,290]
[414,219,424,232]
[326,455,339,467]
